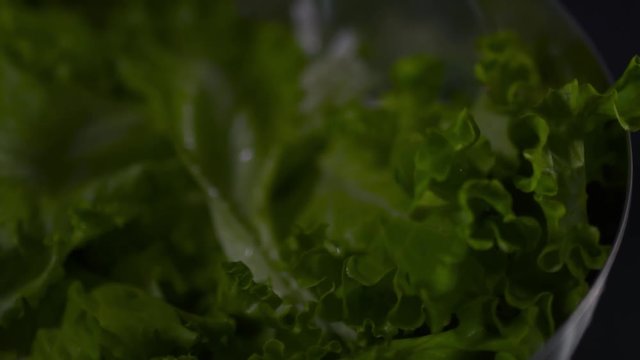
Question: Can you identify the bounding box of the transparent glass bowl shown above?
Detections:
[284,0,632,358]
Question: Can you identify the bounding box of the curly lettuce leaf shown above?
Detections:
[0,2,637,360]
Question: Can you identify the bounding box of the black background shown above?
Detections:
[558,0,640,359]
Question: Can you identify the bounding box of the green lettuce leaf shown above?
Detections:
[0,2,637,360]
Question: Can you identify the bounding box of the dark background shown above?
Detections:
[558,0,640,358]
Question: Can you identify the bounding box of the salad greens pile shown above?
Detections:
[1,0,639,359]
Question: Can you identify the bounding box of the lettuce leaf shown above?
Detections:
[0,1,637,359]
